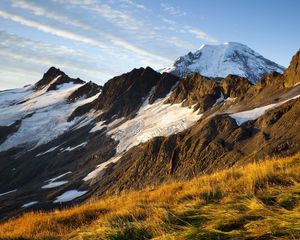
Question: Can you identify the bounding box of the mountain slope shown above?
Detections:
[0,153,299,240]
[162,42,285,83]
[0,47,299,222]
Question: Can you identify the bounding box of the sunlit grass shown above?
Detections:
[0,153,300,239]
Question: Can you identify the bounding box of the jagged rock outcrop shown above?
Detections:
[0,120,21,145]
[35,67,85,91]
[148,73,179,104]
[284,49,300,88]
[166,73,221,112]
[220,74,253,98]
[67,81,102,103]
[255,71,284,91]
[94,67,161,120]
[166,73,253,112]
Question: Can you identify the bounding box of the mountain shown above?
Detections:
[162,42,285,83]
[1,153,300,239]
[0,46,300,222]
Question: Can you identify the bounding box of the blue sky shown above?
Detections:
[0,0,299,89]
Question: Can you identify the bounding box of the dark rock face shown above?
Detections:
[149,73,179,104]
[220,74,253,98]
[255,71,284,91]
[0,120,21,145]
[67,81,102,103]
[35,67,85,91]
[68,101,95,122]
[166,73,253,112]
[94,67,161,120]
[284,49,300,88]
[166,73,221,112]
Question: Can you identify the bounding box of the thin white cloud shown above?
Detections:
[160,3,186,17]
[0,30,83,57]
[118,0,146,10]
[162,18,176,26]
[0,48,113,79]
[61,0,144,32]
[50,0,197,55]
[0,48,116,89]
[8,1,172,64]
[0,9,110,48]
[183,25,218,43]
[0,31,117,86]
[1,0,219,89]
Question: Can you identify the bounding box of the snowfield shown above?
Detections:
[162,42,284,83]
[0,80,100,152]
[84,94,202,181]
[108,100,201,154]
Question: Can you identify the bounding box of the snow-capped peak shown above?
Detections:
[162,42,285,83]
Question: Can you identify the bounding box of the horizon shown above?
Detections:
[1,0,300,90]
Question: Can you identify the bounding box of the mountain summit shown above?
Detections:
[162,42,285,83]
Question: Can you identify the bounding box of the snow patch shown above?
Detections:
[89,121,106,133]
[212,92,224,107]
[53,190,87,203]
[230,103,277,125]
[83,156,121,181]
[36,146,60,157]
[47,171,72,182]
[230,93,300,125]
[41,171,71,189]
[61,142,87,152]
[0,189,17,197]
[56,82,77,90]
[22,201,38,208]
[42,181,68,189]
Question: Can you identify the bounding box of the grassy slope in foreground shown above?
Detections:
[1,154,300,240]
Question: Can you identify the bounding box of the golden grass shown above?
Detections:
[1,153,300,239]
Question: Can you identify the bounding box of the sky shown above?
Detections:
[0,0,300,90]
